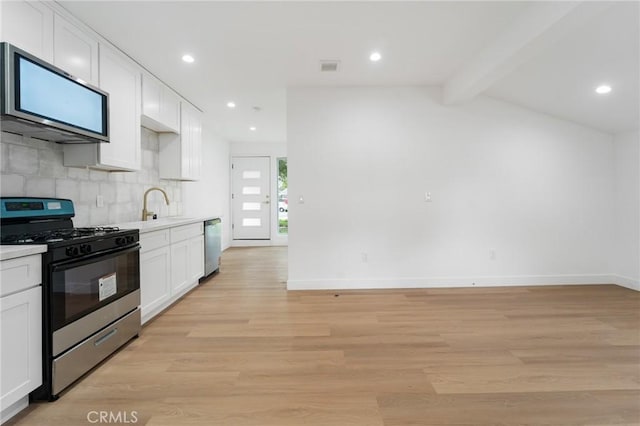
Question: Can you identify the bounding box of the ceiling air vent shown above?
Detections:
[320,60,340,72]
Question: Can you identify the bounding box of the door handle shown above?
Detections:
[94,328,118,346]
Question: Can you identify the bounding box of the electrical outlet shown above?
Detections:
[425,192,432,202]
[361,253,368,263]
[96,195,104,208]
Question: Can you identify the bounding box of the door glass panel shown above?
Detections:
[242,202,261,211]
[277,158,288,235]
[242,170,261,179]
[242,186,261,195]
[242,218,261,227]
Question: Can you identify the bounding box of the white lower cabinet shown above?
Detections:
[188,235,205,284]
[0,253,43,424]
[170,240,190,295]
[139,245,171,323]
[139,223,204,324]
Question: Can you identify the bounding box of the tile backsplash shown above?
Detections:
[0,128,183,226]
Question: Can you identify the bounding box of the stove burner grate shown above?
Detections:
[1,227,122,244]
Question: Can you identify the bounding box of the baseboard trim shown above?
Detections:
[611,274,640,291]
[230,240,288,247]
[287,274,617,290]
[231,240,272,247]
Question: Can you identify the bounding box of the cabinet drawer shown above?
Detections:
[140,229,171,253]
[170,223,204,243]
[0,254,42,298]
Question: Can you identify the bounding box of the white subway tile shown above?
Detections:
[25,177,56,197]
[89,207,109,226]
[73,204,90,227]
[1,174,25,196]
[99,182,116,203]
[38,149,66,178]
[67,167,90,180]
[79,181,99,203]
[89,169,109,181]
[8,144,38,175]
[55,179,79,200]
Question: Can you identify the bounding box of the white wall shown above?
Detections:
[182,119,232,250]
[287,86,616,290]
[612,131,640,290]
[230,142,288,246]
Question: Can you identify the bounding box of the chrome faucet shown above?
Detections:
[142,187,170,221]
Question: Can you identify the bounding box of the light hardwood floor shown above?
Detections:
[9,247,640,425]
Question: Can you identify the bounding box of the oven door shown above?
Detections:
[49,245,140,333]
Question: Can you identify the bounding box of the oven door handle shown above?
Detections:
[51,245,140,272]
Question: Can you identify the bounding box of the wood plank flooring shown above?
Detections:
[9,247,640,425]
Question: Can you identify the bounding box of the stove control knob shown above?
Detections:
[66,246,79,257]
[80,244,92,254]
[126,235,135,244]
[115,237,127,246]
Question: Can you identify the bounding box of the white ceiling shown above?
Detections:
[59,1,639,142]
[486,2,639,135]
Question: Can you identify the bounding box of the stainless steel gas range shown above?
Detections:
[0,197,141,400]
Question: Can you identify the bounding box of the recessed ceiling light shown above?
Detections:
[182,54,195,63]
[595,85,612,94]
[369,51,382,62]
[249,126,257,131]
[227,101,236,108]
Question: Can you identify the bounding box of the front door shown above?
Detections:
[232,156,271,240]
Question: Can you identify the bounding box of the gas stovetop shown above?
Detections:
[1,227,123,244]
[0,197,140,261]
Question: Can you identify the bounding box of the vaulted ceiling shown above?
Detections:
[59,1,639,142]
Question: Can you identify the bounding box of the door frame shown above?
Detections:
[230,155,288,247]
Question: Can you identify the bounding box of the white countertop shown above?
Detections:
[109,216,220,234]
[0,245,47,261]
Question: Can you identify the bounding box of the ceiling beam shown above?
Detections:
[442,1,614,105]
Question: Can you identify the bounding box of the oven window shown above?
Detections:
[51,248,139,330]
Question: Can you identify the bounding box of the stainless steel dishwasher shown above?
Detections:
[203,218,222,278]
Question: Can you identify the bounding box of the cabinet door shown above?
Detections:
[180,104,193,178]
[53,14,99,85]
[140,246,171,324]
[98,47,141,171]
[188,235,204,283]
[0,287,42,411]
[170,240,190,295]
[141,74,180,133]
[161,89,181,133]
[141,73,162,124]
[0,0,53,61]
[181,103,202,180]
[189,109,202,180]
[158,102,201,181]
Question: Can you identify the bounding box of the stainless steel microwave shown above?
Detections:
[0,42,109,144]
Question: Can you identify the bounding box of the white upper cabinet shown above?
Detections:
[141,73,181,133]
[53,13,99,85]
[0,1,53,61]
[158,102,202,181]
[99,47,141,170]
[63,46,141,171]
